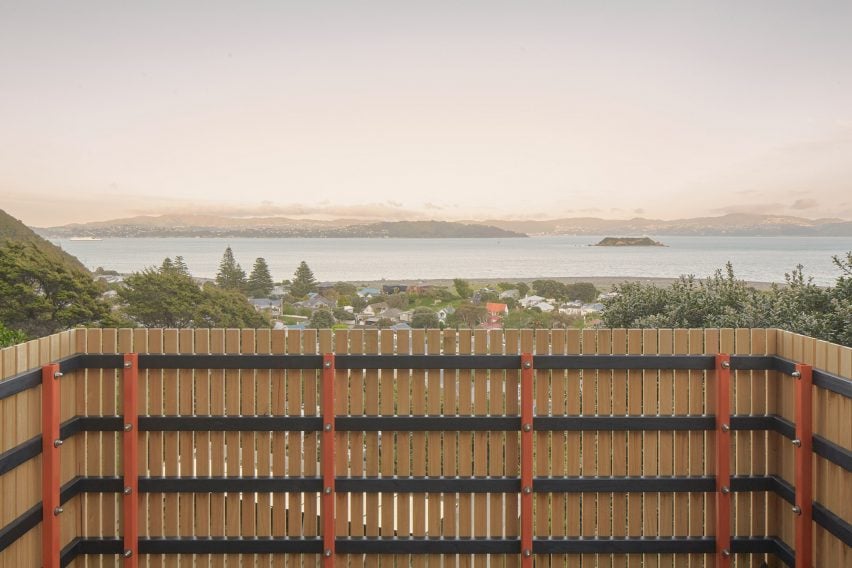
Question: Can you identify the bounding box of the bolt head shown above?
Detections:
[124,361,132,368]
[721,424,730,433]
[721,361,730,369]
[53,371,63,379]
[792,439,802,448]
[324,423,332,432]
[792,505,802,516]
[124,423,133,432]
[523,549,532,557]
[124,487,133,495]
[721,549,731,558]
[53,507,63,516]
[324,361,332,368]
[523,361,532,369]
[522,423,532,432]
[522,486,532,494]
[324,487,332,494]
[53,439,63,448]
[792,371,801,379]
[324,549,332,557]
[123,550,133,558]
[721,486,730,495]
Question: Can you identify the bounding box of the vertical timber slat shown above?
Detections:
[123,353,139,565]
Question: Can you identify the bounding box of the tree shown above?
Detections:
[0,322,26,348]
[308,308,335,329]
[449,302,487,328]
[386,293,410,309]
[118,260,266,328]
[411,307,440,328]
[453,278,473,299]
[565,282,599,303]
[0,241,109,337]
[246,257,274,298]
[173,256,190,275]
[516,282,530,297]
[215,247,247,291]
[291,261,318,298]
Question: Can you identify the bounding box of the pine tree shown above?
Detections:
[160,257,174,272]
[290,261,318,298]
[173,256,190,275]
[215,246,247,291]
[246,257,274,298]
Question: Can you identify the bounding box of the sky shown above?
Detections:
[1,1,851,226]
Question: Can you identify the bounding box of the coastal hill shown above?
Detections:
[0,209,89,272]
[37,216,526,238]
[594,236,665,247]
[468,213,852,236]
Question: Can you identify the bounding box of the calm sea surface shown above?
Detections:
[52,236,852,286]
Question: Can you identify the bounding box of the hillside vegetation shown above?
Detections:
[0,209,89,272]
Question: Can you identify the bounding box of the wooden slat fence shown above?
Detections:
[0,328,849,567]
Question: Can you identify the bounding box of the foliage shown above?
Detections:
[0,322,26,347]
[308,308,335,329]
[516,282,530,297]
[601,256,852,347]
[411,307,440,328]
[333,307,354,321]
[0,241,110,337]
[334,282,357,296]
[447,302,487,327]
[246,257,274,297]
[118,261,266,328]
[532,279,599,303]
[215,247,247,291]
[290,261,318,298]
[453,278,473,299]
[386,293,410,309]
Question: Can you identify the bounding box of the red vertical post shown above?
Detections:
[42,362,61,568]
[321,354,336,566]
[520,353,534,566]
[715,354,732,567]
[794,363,813,568]
[123,353,139,565]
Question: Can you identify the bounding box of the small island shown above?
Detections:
[593,236,666,247]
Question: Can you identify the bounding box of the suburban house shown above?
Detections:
[536,301,556,313]
[294,293,335,310]
[357,287,381,298]
[486,302,509,316]
[248,298,281,314]
[499,289,520,300]
[382,284,408,295]
[518,295,546,308]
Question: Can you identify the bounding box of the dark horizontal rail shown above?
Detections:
[60,536,790,562]
[0,436,40,477]
[0,476,85,553]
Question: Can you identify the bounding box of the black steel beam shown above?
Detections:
[0,503,40,554]
[535,355,715,370]
[336,537,519,554]
[814,434,852,472]
[336,416,520,431]
[335,477,519,493]
[534,537,716,554]
[139,354,323,370]
[140,415,323,432]
[0,436,39,477]
[813,502,852,548]
[0,367,41,401]
[534,476,715,493]
[536,416,715,431]
[336,355,521,369]
[139,476,323,493]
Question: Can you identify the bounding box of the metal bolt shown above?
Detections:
[124,361,132,368]
[324,423,332,432]
[324,549,332,557]
[324,487,332,494]
[721,361,730,369]
[721,486,730,495]
[523,361,532,369]
[124,487,132,495]
[124,423,133,432]
[53,439,63,448]
[523,549,532,557]
[792,371,801,379]
[324,361,332,368]
[522,423,532,432]
[53,507,63,516]
[123,550,133,558]
[721,549,731,558]
[721,424,730,433]
[54,371,63,379]
[792,439,802,448]
[522,486,532,495]
[792,505,802,516]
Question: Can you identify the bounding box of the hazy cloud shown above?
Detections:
[791,198,818,210]
[710,203,787,215]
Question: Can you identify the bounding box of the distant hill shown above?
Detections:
[0,209,89,272]
[36,216,526,238]
[594,236,665,247]
[467,213,852,236]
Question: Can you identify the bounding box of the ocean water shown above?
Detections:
[52,236,852,286]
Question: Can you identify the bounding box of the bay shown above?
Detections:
[52,236,852,286]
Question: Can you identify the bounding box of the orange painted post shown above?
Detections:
[793,363,813,568]
[520,353,534,566]
[715,354,732,568]
[41,362,61,568]
[123,353,139,565]
[322,353,336,566]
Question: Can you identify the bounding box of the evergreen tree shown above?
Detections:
[161,257,174,272]
[308,308,335,329]
[215,246,247,291]
[246,257,274,298]
[173,256,190,275]
[290,261,318,298]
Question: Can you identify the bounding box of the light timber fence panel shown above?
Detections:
[2,327,852,567]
